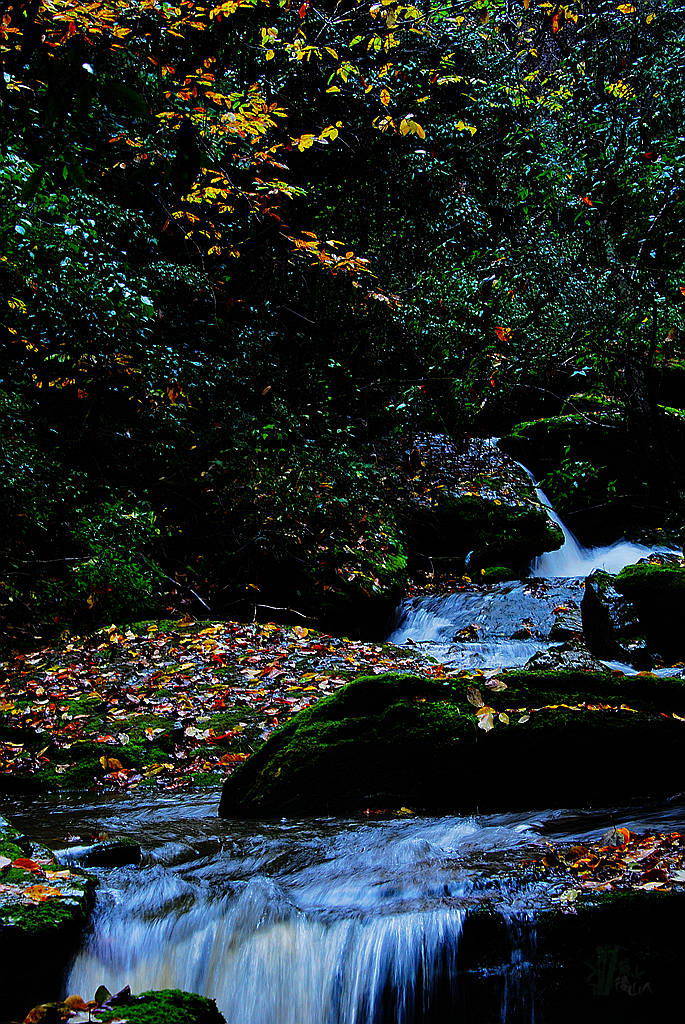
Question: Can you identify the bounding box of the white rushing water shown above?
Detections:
[8,791,680,1024]
[526,474,673,578]
[60,800,552,1024]
[475,437,676,578]
[388,579,585,669]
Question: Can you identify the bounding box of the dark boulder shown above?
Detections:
[524,642,605,672]
[581,569,650,667]
[614,563,685,661]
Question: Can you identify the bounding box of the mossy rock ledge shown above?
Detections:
[219,671,685,817]
[407,492,563,572]
[0,817,95,1016]
[99,990,225,1024]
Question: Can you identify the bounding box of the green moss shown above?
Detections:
[100,990,224,1024]
[189,771,223,786]
[0,894,90,936]
[616,563,685,593]
[219,671,685,818]
[480,566,518,583]
[0,823,94,941]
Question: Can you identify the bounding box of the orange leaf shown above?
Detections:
[218,752,249,765]
[13,858,42,873]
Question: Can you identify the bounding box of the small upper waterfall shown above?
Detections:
[388,443,679,669]
[524,469,672,578]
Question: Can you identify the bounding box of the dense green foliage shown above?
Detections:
[2,0,685,641]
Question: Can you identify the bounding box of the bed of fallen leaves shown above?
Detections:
[391,433,541,512]
[539,826,685,897]
[0,618,452,792]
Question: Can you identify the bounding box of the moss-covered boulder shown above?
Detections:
[0,817,94,1017]
[219,671,685,818]
[409,492,563,571]
[99,990,225,1024]
[614,563,685,660]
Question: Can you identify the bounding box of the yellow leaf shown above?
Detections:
[380,88,390,106]
[24,885,62,902]
[265,49,275,60]
[617,3,636,12]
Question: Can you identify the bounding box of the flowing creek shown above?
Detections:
[5,453,684,1022]
[9,792,685,1024]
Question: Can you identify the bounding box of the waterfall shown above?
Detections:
[66,814,506,1024]
[70,889,465,1024]
[515,459,676,578]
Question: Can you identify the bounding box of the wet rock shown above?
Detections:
[614,563,685,661]
[56,837,141,868]
[465,888,685,1023]
[549,606,583,641]
[581,569,644,663]
[404,437,563,572]
[479,566,518,583]
[524,642,605,672]
[219,671,685,818]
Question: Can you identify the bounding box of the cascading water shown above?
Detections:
[519,462,674,578]
[11,792,685,1024]
[389,442,678,669]
[388,579,585,670]
[40,795,557,1024]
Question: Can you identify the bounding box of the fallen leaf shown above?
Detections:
[13,858,42,873]
[466,685,485,708]
[476,706,495,732]
[24,884,62,902]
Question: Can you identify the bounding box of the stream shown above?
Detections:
[5,454,684,1022]
[9,792,685,1024]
